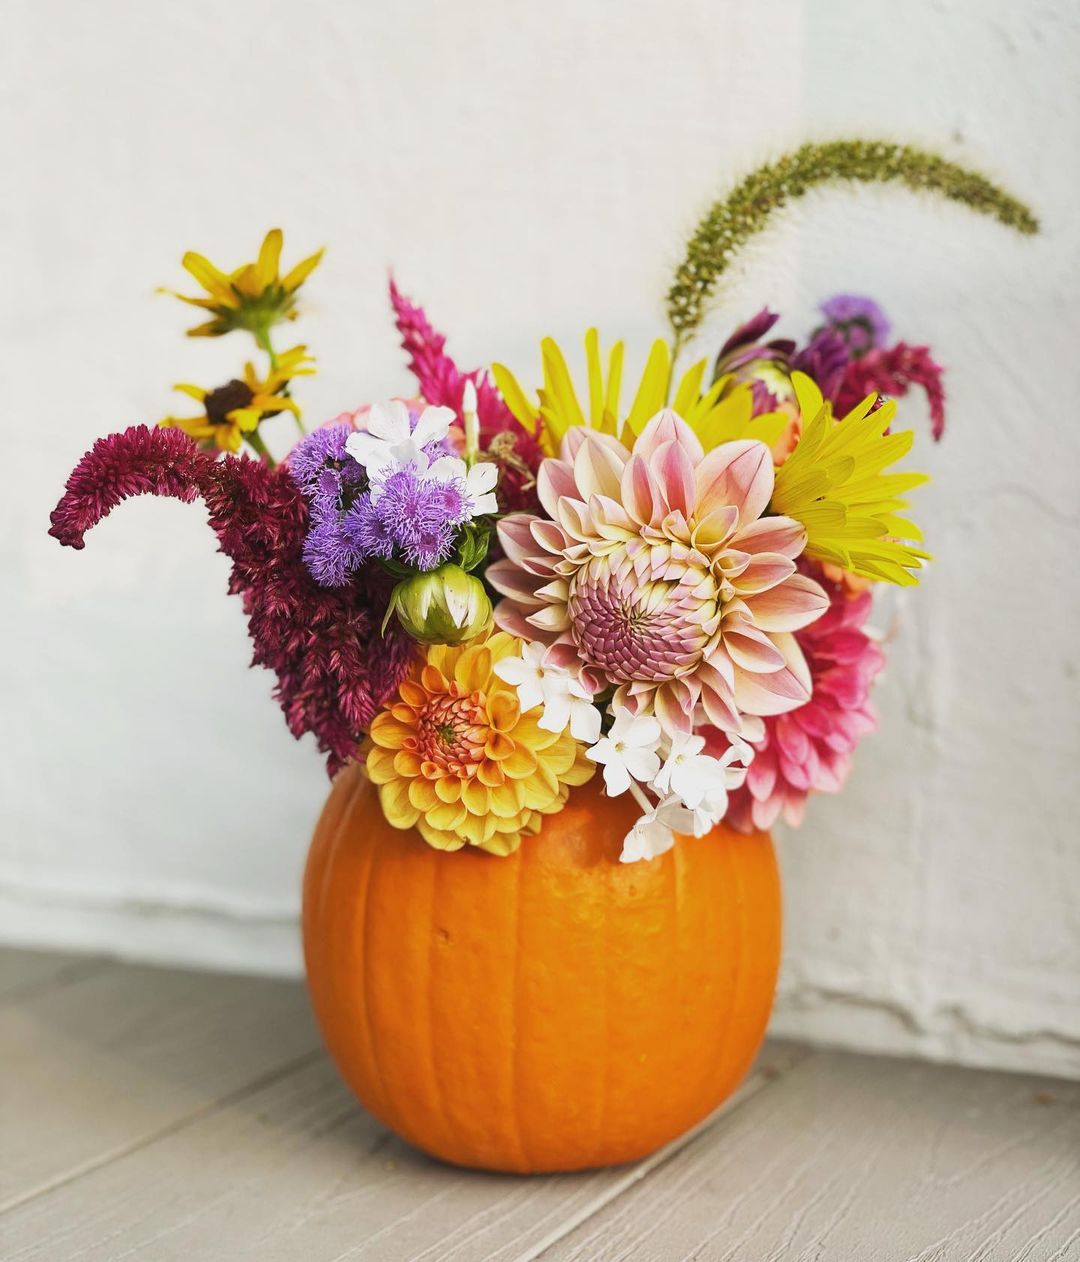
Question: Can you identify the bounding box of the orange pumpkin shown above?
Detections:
[303,765,781,1173]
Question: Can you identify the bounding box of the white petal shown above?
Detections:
[411,405,454,447]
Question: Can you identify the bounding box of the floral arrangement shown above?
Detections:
[50,142,1036,861]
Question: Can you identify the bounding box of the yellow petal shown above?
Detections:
[254,228,283,290]
[281,247,325,293]
[181,251,233,300]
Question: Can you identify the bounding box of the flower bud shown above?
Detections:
[393,564,493,645]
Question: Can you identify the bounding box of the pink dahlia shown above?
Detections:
[487,411,828,736]
[720,565,886,831]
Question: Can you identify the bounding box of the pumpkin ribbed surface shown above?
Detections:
[302,765,781,1174]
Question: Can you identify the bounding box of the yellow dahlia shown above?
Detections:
[492,330,789,457]
[366,632,594,855]
[771,373,931,585]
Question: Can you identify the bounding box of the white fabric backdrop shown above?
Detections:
[3,0,1078,1076]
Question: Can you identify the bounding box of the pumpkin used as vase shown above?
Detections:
[303,767,781,1174]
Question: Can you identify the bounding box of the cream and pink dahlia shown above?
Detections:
[487,411,828,736]
[720,565,886,831]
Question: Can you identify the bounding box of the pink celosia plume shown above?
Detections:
[720,562,886,831]
[487,411,829,736]
[389,278,543,511]
[49,426,412,774]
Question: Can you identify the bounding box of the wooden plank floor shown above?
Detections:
[1,947,1077,1261]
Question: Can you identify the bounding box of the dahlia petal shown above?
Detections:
[555,496,594,542]
[537,458,579,518]
[621,454,661,526]
[723,626,787,673]
[742,573,829,632]
[731,553,797,596]
[573,432,628,500]
[588,494,635,534]
[693,505,740,550]
[531,518,575,557]
[729,514,807,560]
[747,746,778,799]
[497,513,544,567]
[751,791,784,831]
[528,604,572,633]
[733,666,810,713]
[695,440,774,527]
[494,603,552,641]
[635,409,705,464]
[486,558,545,603]
[654,439,697,517]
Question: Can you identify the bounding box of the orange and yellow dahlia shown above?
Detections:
[366,632,594,855]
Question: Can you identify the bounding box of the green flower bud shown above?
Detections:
[391,564,493,646]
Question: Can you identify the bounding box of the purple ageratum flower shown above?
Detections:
[372,467,464,569]
[818,294,891,358]
[342,495,395,561]
[301,508,363,587]
[287,423,365,513]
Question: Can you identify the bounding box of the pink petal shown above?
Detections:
[693,505,740,550]
[620,454,661,526]
[485,561,546,605]
[497,514,544,567]
[537,458,579,518]
[654,439,696,517]
[724,625,787,673]
[573,432,626,500]
[729,514,807,560]
[634,409,705,464]
[743,573,829,632]
[695,440,774,527]
[730,553,797,596]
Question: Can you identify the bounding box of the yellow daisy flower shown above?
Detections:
[492,329,790,456]
[770,372,931,585]
[159,345,315,453]
[366,632,594,856]
[162,228,324,339]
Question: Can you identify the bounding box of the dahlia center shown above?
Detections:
[566,549,719,683]
[414,691,487,774]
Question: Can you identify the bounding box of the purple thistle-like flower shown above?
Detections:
[818,294,891,357]
[342,495,395,561]
[287,422,365,513]
[372,467,461,570]
[301,509,363,587]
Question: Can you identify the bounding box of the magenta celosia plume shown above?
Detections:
[389,278,543,511]
[49,425,412,774]
[721,563,886,831]
[834,342,947,440]
[488,411,829,736]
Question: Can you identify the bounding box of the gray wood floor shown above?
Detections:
[1,946,1077,1261]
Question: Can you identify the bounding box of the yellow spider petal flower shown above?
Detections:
[366,632,594,856]
[160,228,325,338]
[159,346,315,453]
[492,329,789,456]
[770,372,931,585]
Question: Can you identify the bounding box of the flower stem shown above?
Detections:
[244,428,276,468]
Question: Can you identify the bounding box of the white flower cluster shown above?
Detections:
[345,397,498,518]
[495,647,755,863]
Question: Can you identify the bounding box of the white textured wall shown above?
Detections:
[4,0,1078,1078]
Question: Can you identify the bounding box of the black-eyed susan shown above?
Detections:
[491,329,789,457]
[159,345,315,454]
[770,372,931,585]
[162,229,324,340]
